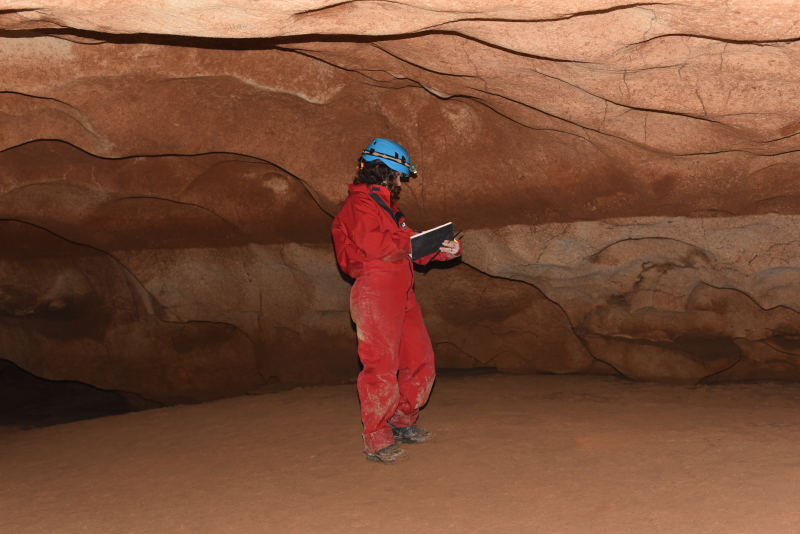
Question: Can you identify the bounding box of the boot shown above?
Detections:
[390,423,437,444]
[366,444,409,464]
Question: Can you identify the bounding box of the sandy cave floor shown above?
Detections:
[2,373,800,534]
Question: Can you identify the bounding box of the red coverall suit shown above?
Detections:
[332,183,461,453]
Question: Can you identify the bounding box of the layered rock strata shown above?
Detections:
[470,215,800,383]
[0,141,598,403]
[3,2,800,401]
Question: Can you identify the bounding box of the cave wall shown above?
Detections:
[0,140,595,403]
[3,1,800,402]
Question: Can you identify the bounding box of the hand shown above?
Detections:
[439,239,460,255]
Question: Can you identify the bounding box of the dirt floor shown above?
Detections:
[3,373,800,533]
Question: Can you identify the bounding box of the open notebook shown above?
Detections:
[410,222,454,260]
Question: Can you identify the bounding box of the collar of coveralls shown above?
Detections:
[349,183,393,203]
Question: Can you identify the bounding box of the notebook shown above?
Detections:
[410,222,454,260]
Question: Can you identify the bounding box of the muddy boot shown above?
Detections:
[390,424,437,444]
[366,444,409,464]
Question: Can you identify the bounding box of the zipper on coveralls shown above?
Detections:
[406,256,414,310]
[366,186,414,309]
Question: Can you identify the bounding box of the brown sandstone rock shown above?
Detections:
[467,215,800,383]
[0,141,597,401]
[414,263,610,375]
[0,221,263,404]
[4,3,800,398]
[2,1,799,43]
[4,32,800,226]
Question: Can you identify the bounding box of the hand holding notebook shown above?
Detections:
[410,222,456,260]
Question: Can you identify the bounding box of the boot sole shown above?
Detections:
[366,452,410,464]
[394,434,437,445]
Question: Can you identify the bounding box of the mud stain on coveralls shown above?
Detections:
[365,383,400,414]
[416,378,435,408]
[350,303,364,341]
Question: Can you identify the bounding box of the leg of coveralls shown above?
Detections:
[389,300,436,428]
[351,273,407,453]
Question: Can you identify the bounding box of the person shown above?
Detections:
[331,138,462,464]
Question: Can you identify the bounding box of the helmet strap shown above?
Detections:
[361,149,416,175]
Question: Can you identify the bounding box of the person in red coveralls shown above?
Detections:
[332,138,461,464]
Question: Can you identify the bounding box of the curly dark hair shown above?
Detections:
[353,159,402,202]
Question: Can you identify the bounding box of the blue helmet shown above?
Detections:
[361,138,417,177]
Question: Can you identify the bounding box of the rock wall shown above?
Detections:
[0,140,598,403]
[469,216,800,383]
[2,1,800,401]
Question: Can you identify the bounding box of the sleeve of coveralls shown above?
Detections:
[350,203,412,262]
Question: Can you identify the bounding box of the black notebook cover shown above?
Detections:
[410,222,454,260]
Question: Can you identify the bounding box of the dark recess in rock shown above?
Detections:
[0,358,137,429]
